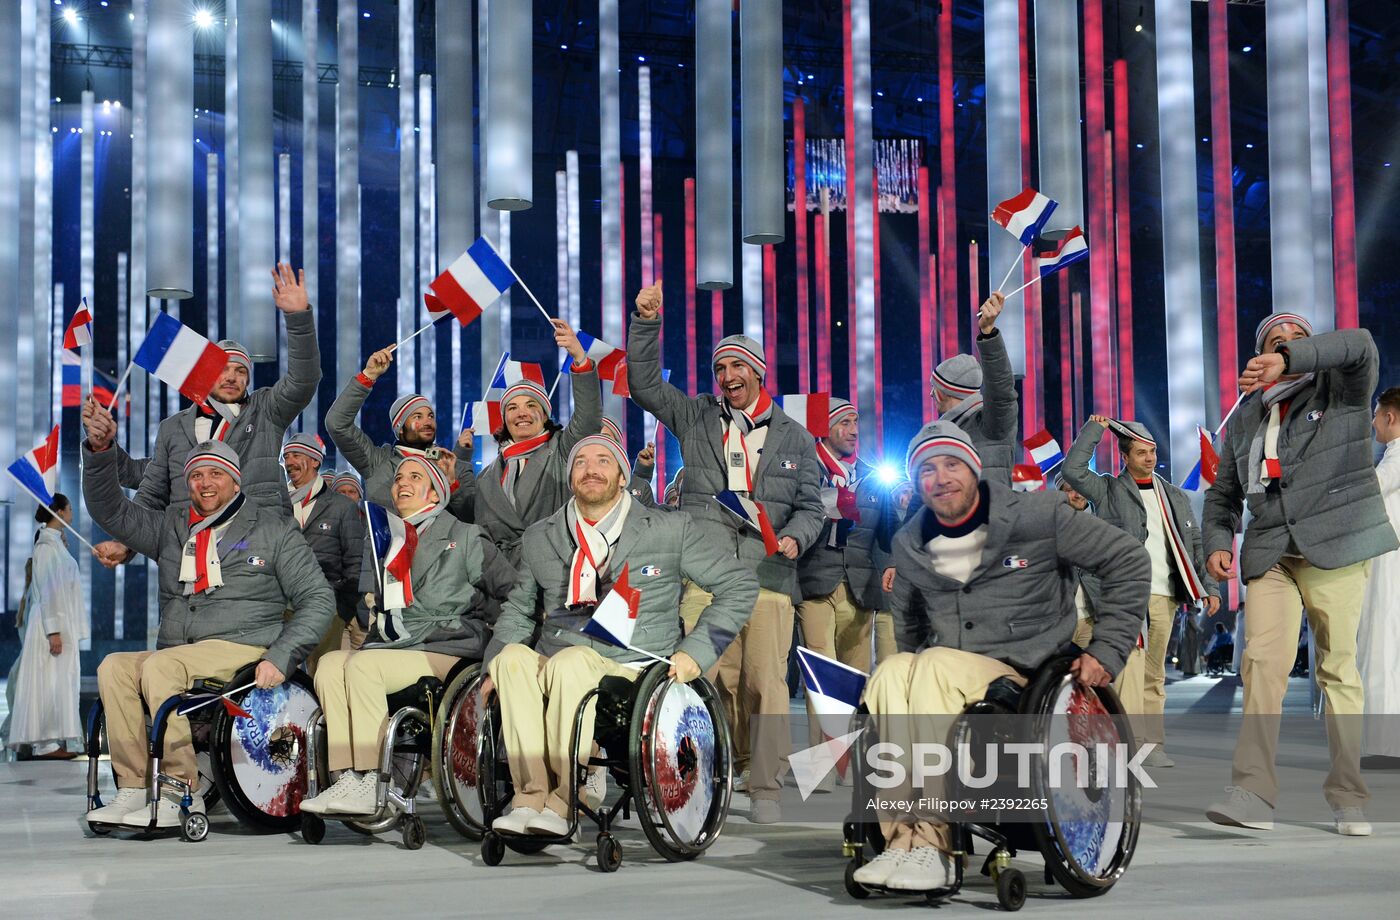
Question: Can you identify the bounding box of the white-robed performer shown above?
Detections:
[1360,387,1400,764]
[3,494,89,758]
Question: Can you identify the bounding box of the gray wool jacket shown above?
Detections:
[483,497,760,673]
[83,442,335,677]
[1203,328,1398,581]
[1061,419,1218,609]
[947,330,1020,486]
[128,309,321,517]
[627,312,826,600]
[798,456,894,611]
[472,365,604,564]
[890,481,1150,676]
[324,376,476,523]
[358,517,517,659]
[295,484,365,623]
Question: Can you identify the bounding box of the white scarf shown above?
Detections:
[564,493,631,607]
[196,400,242,442]
[1247,375,1316,494]
[179,494,245,595]
[289,475,324,527]
[720,391,773,493]
[1146,475,1207,603]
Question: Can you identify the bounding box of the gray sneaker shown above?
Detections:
[1142,746,1175,768]
[1333,806,1372,837]
[749,798,782,824]
[1206,785,1274,830]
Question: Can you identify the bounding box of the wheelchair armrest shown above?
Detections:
[189,676,229,694]
[386,676,445,714]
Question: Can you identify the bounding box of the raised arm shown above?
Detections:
[82,441,164,561]
[1277,328,1379,408]
[325,348,394,479]
[626,281,706,434]
[1061,419,1112,506]
[264,264,322,427]
[974,327,1019,440]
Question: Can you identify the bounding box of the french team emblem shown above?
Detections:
[1002,555,1029,569]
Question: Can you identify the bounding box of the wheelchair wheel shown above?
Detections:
[401,814,427,850]
[208,665,319,832]
[301,813,326,844]
[431,664,489,840]
[83,704,221,814]
[182,810,211,843]
[596,833,622,872]
[347,740,429,836]
[1022,664,1141,898]
[474,698,554,856]
[843,860,872,900]
[995,867,1027,911]
[628,666,732,862]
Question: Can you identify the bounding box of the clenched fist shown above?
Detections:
[634,280,663,320]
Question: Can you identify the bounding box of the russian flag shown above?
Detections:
[796,646,867,742]
[715,489,781,556]
[991,187,1059,246]
[776,393,832,439]
[1182,426,1219,491]
[364,501,416,609]
[580,563,642,649]
[62,297,94,349]
[460,398,503,435]
[61,351,130,415]
[610,364,669,399]
[132,313,229,407]
[1012,464,1046,492]
[1035,226,1089,278]
[576,331,627,381]
[6,425,61,507]
[1023,428,1065,475]
[490,353,547,390]
[424,237,516,327]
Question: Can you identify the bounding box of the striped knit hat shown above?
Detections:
[1108,419,1156,448]
[599,416,625,446]
[183,440,242,484]
[394,453,449,504]
[829,397,858,428]
[215,340,252,374]
[389,393,433,439]
[712,334,767,379]
[319,470,335,487]
[502,379,552,420]
[282,433,326,465]
[930,354,983,400]
[566,434,631,482]
[905,420,982,482]
[1254,312,1313,354]
[332,471,363,496]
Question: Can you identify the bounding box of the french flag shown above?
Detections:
[364,502,416,610]
[424,237,516,327]
[1012,464,1046,492]
[1023,428,1065,475]
[491,353,547,390]
[796,646,867,743]
[460,398,503,435]
[715,489,781,556]
[7,425,61,507]
[576,331,627,381]
[776,393,832,439]
[1035,226,1089,278]
[580,563,643,650]
[62,297,94,349]
[132,313,229,407]
[991,187,1059,246]
[610,364,669,399]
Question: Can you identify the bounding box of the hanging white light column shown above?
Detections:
[485,0,532,210]
[397,0,417,397]
[235,0,274,358]
[696,0,733,290]
[435,0,474,417]
[336,0,361,381]
[147,0,193,300]
[302,0,319,431]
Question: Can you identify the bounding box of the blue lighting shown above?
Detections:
[1242,45,1252,53]
[362,10,370,19]
[875,463,902,486]
[1245,143,1254,149]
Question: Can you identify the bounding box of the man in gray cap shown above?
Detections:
[79,417,335,830]
[928,291,1020,485]
[1061,415,1218,767]
[853,420,1148,891]
[628,280,824,824]
[1203,312,1396,836]
[84,263,322,568]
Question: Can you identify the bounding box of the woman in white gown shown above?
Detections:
[1360,391,1400,764]
[4,494,88,758]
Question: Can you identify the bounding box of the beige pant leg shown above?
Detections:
[741,588,796,801]
[1295,559,1370,808]
[679,582,714,636]
[799,583,873,746]
[313,650,355,772]
[540,646,638,817]
[95,651,154,788]
[873,611,897,665]
[489,644,550,811]
[308,617,352,677]
[341,649,459,772]
[136,640,266,786]
[341,618,367,651]
[798,590,839,749]
[832,583,874,674]
[1071,618,1093,649]
[1232,564,1306,806]
[1114,647,1147,745]
[1141,594,1177,746]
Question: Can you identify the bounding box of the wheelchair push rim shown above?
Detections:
[474,702,553,855]
[431,664,488,841]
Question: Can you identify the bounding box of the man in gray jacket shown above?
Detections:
[628,280,825,823]
[1062,415,1219,767]
[482,434,759,838]
[88,263,322,568]
[80,420,335,830]
[928,291,1020,485]
[853,421,1149,891]
[1203,313,1397,836]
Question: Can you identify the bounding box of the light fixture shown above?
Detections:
[193,9,214,29]
[63,7,78,24]
[1134,24,1143,33]
[1242,45,1252,53]
[1244,142,1254,149]
[875,463,902,486]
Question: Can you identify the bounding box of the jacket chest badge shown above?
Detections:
[246,555,267,567]
[780,460,799,470]
[446,541,458,550]
[629,488,643,497]
[317,522,332,531]
[1002,555,1030,569]
[1307,410,1324,422]
[639,565,663,577]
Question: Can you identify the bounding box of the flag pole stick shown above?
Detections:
[1003,273,1042,299]
[176,682,256,717]
[391,321,435,351]
[1214,389,1250,438]
[5,474,100,553]
[622,644,674,667]
[994,242,1030,293]
[361,502,385,598]
[480,234,554,326]
[103,363,134,413]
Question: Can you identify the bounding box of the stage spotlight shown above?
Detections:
[194,9,215,28]
[62,7,78,24]
[876,464,902,486]
[1134,24,1143,33]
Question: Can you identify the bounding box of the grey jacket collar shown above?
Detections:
[541,494,648,582]
[897,481,1019,590]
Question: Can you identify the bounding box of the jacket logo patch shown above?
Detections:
[1002,555,1030,569]
[318,522,332,531]
[246,555,267,567]
[446,541,458,550]
[780,460,799,470]
[639,565,663,577]
[629,488,643,497]
[244,424,254,433]
[729,451,746,468]
[1307,410,1324,422]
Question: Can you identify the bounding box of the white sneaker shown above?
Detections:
[302,771,378,816]
[121,789,204,828]
[733,769,750,793]
[884,846,956,891]
[1333,806,1372,837]
[87,787,147,825]
[1206,785,1275,830]
[524,808,572,837]
[1142,746,1175,768]
[749,798,782,824]
[583,767,608,810]
[492,806,541,835]
[851,848,907,887]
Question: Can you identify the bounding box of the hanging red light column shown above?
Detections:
[1207,1,1238,417]
[1328,0,1359,330]
[1114,59,1136,420]
[1084,0,1114,453]
[872,172,884,446]
[794,98,812,391]
[918,165,933,422]
[684,178,697,395]
[938,0,958,361]
[653,213,666,499]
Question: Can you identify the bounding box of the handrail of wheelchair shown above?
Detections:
[147,694,188,757]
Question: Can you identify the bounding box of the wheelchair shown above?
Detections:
[299,660,484,849]
[83,662,321,840]
[842,654,1142,911]
[477,661,733,871]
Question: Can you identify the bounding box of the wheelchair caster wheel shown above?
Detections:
[995,867,1026,911]
[843,860,871,900]
[182,812,210,843]
[401,815,426,850]
[482,832,505,866]
[301,813,326,845]
[595,833,622,873]
[86,821,111,837]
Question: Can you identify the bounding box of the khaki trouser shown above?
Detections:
[798,582,874,748]
[865,648,1023,853]
[686,585,795,801]
[314,649,459,772]
[873,611,897,664]
[95,640,265,788]
[1073,618,1147,743]
[308,616,368,676]
[489,644,637,817]
[1141,594,1178,747]
[1232,558,1369,808]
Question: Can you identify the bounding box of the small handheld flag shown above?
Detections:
[492,354,548,390]
[1034,226,1089,278]
[611,364,669,399]
[576,331,628,381]
[991,187,1059,246]
[1011,464,1046,492]
[132,313,230,407]
[175,683,255,719]
[62,351,131,415]
[1023,429,1065,475]
[7,426,61,506]
[715,490,782,556]
[460,398,503,435]
[580,563,642,649]
[425,237,516,328]
[1182,426,1220,492]
[775,393,832,439]
[364,502,417,611]
[796,646,867,741]
[62,297,94,349]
